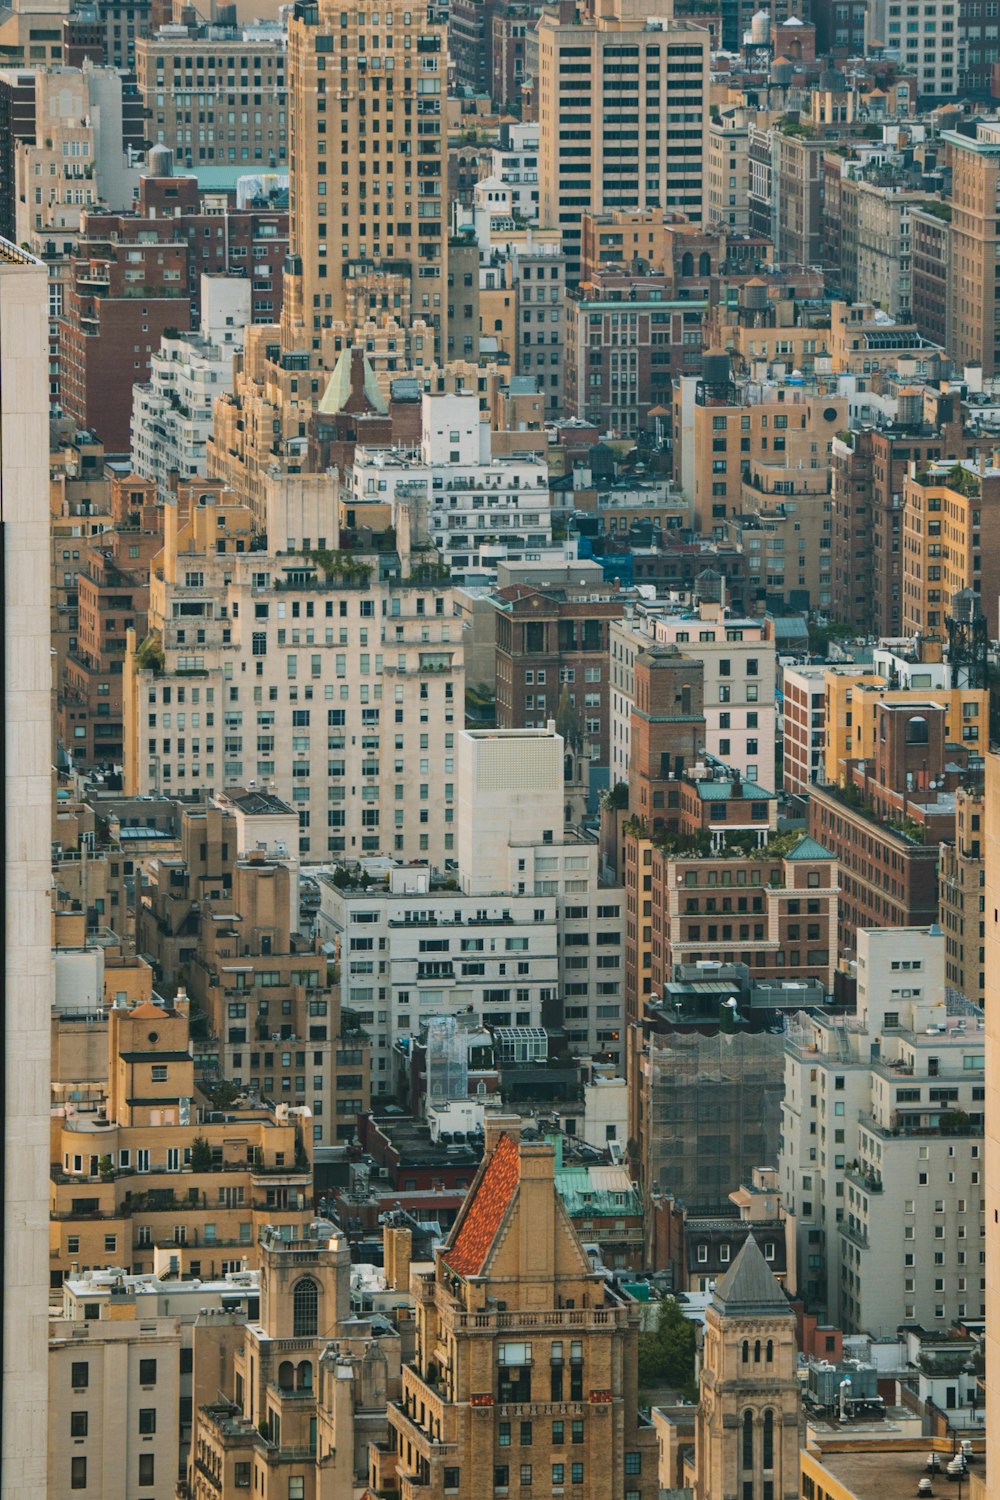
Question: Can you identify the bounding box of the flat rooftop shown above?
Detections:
[811,1444,975,1500]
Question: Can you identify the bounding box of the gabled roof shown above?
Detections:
[317,346,388,417]
[785,834,834,861]
[711,1234,790,1317]
[129,1001,168,1019]
[443,1133,520,1277]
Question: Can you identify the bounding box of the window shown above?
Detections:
[500,1424,511,1447]
[71,1362,89,1389]
[444,1470,460,1491]
[139,1408,156,1434]
[289,1481,305,1500]
[293,1277,318,1336]
[139,1358,157,1386]
[495,1467,510,1490]
[70,1411,88,1437]
[71,1458,87,1490]
[520,1466,532,1486]
[571,1464,584,1485]
[763,1409,774,1469]
[552,1465,565,1486]
[625,1453,641,1475]
[138,1455,155,1485]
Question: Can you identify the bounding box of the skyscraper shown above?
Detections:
[0,237,51,1497]
[537,0,708,282]
[982,748,1000,1491]
[283,0,449,358]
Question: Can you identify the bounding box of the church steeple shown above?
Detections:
[694,1236,802,1500]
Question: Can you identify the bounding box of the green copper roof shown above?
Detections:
[785,835,835,860]
[317,346,388,416]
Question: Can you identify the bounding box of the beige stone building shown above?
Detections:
[691,1238,803,1500]
[902,461,1000,639]
[0,237,52,1500]
[945,122,1000,377]
[136,22,288,169]
[283,0,449,359]
[981,750,1000,1494]
[676,374,844,596]
[706,106,751,232]
[185,1217,402,1500]
[50,1265,261,1500]
[50,1287,183,1500]
[123,491,464,869]
[537,0,708,281]
[375,1119,657,1500]
[939,785,985,1008]
[50,996,313,1286]
[147,800,373,1147]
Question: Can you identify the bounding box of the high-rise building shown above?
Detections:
[377,1119,657,1500]
[283,0,449,358]
[123,490,464,869]
[982,749,1000,1494]
[945,122,1000,378]
[135,20,288,170]
[779,926,985,1328]
[0,237,52,1499]
[537,0,708,282]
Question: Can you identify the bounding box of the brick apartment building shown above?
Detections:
[493,583,626,766]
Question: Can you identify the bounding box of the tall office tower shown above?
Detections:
[984,748,1000,1494]
[0,239,51,1496]
[945,120,1000,378]
[537,0,708,282]
[283,0,449,358]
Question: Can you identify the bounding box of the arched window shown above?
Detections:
[754,1339,761,1363]
[766,1339,774,1364]
[742,1409,754,1470]
[278,1360,294,1390]
[681,251,694,277]
[906,715,929,745]
[297,1360,313,1391]
[293,1277,318,1337]
[763,1408,774,1469]
[699,251,711,276]
[742,1339,750,1364]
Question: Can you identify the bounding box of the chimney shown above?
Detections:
[383,1224,412,1293]
[484,1113,522,1156]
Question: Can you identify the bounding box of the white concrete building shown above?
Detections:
[779,926,985,1333]
[131,275,250,501]
[317,727,626,1084]
[350,392,554,583]
[125,493,464,871]
[0,238,52,1500]
[491,122,540,222]
[609,594,776,787]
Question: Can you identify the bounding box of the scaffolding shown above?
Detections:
[642,1026,786,1213]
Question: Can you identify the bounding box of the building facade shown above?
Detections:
[377,1122,658,1500]
[537,0,708,281]
[0,236,52,1500]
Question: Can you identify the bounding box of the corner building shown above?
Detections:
[377,1119,657,1500]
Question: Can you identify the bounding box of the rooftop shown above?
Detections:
[810,1445,975,1500]
[443,1131,520,1278]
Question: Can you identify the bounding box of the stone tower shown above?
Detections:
[694,1236,802,1500]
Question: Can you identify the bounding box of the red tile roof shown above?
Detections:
[443,1133,520,1278]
